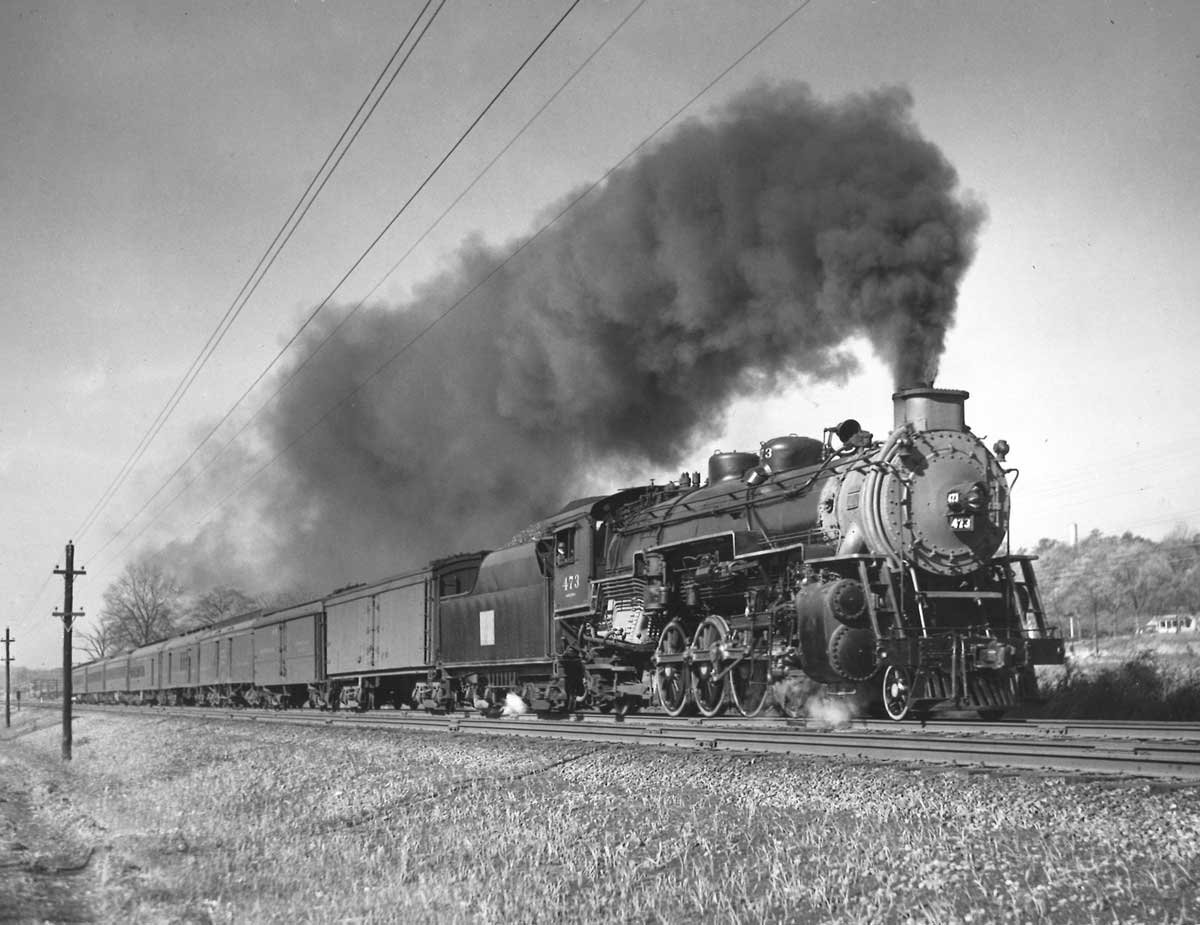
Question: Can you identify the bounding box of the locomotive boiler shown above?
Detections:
[535,386,1065,719]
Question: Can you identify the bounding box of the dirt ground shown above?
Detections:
[1,711,98,925]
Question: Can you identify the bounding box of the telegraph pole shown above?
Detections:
[53,541,85,761]
[3,627,12,729]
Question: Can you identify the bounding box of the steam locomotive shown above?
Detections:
[74,386,1063,721]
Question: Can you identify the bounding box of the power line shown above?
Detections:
[21,1,446,639]
[90,0,590,568]
[72,0,446,545]
[187,0,818,532]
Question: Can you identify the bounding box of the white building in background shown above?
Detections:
[1147,614,1197,634]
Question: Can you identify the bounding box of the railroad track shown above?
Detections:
[55,703,1200,781]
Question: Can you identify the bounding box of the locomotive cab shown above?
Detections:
[551,519,591,614]
[548,489,673,713]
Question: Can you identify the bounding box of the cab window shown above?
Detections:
[555,527,576,566]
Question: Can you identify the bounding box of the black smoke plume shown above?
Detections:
[162,82,984,593]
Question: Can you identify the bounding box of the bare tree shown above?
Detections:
[100,558,182,650]
[186,586,259,628]
[77,618,115,660]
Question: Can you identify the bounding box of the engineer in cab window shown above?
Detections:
[556,531,574,567]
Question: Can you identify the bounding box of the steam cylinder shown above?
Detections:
[794,579,876,683]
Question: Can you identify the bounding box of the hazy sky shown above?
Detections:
[4,0,1199,667]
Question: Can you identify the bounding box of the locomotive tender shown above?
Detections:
[73,387,1064,720]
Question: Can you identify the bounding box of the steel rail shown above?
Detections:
[61,703,1200,781]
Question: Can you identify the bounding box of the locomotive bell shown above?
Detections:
[828,418,872,449]
[835,419,860,443]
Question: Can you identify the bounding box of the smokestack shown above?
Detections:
[892,387,969,432]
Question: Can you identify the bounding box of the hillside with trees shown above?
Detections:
[1029,526,1200,640]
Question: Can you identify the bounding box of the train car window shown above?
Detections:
[439,573,462,596]
[555,527,576,566]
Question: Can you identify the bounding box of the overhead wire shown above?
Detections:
[189,0,819,532]
[91,0,643,568]
[90,0,592,568]
[23,0,447,636]
[71,0,446,546]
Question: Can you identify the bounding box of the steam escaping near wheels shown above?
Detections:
[772,675,856,728]
[501,693,528,717]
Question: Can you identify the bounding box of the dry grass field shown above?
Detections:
[1,710,1198,924]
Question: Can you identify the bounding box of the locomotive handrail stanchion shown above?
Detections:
[951,635,964,704]
[949,634,957,703]
[897,467,920,636]
[854,558,885,641]
[1000,465,1021,562]
[1016,557,1052,637]
[906,560,929,636]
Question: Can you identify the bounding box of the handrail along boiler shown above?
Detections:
[553,386,1064,719]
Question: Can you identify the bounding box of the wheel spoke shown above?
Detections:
[882,665,912,721]
[654,622,692,716]
[729,630,771,717]
[690,617,728,718]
